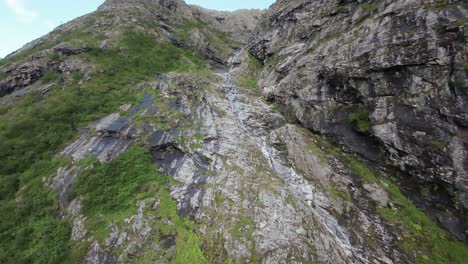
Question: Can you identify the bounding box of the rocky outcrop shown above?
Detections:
[0,62,46,96]
[191,7,266,43]
[250,0,468,239]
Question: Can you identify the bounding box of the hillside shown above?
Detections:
[0,0,467,263]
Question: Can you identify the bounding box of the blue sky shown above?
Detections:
[0,0,274,58]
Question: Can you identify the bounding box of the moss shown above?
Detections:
[361,1,378,12]
[307,143,328,164]
[238,75,259,93]
[463,61,468,69]
[214,192,225,205]
[348,111,370,133]
[431,140,447,150]
[347,157,378,182]
[329,182,352,202]
[230,217,255,241]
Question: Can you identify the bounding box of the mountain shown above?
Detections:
[0,0,467,263]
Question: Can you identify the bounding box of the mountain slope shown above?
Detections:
[250,0,468,241]
[0,0,467,263]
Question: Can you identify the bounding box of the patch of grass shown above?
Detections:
[72,147,157,213]
[73,147,207,263]
[41,70,62,83]
[230,216,255,241]
[237,52,263,94]
[431,140,447,150]
[348,111,370,133]
[329,182,352,202]
[311,133,468,262]
[379,181,468,264]
[361,1,378,12]
[346,157,378,182]
[307,143,328,164]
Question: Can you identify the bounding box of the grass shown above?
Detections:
[41,70,62,83]
[72,147,207,263]
[307,143,329,164]
[237,52,263,94]
[230,216,255,241]
[361,1,378,12]
[72,148,158,214]
[173,19,239,60]
[0,29,207,263]
[0,157,71,264]
[329,182,352,202]
[379,181,468,263]
[310,132,468,263]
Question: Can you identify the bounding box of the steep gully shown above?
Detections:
[217,49,362,261]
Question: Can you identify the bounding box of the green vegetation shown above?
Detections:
[71,147,207,263]
[238,75,259,92]
[0,156,71,264]
[307,143,328,164]
[237,52,263,94]
[72,148,156,214]
[174,19,240,59]
[431,140,447,150]
[346,156,378,182]
[41,70,62,83]
[361,1,378,12]
[230,216,255,240]
[348,111,370,133]
[0,29,207,263]
[310,132,468,263]
[380,181,468,264]
[329,182,352,202]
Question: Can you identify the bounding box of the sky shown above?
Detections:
[0,0,275,58]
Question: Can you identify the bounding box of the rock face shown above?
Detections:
[250,0,468,239]
[1,0,468,263]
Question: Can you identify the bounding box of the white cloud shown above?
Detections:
[5,0,37,22]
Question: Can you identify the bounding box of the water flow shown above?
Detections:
[221,49,357,257]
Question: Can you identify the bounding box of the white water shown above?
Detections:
[219,50,364,261]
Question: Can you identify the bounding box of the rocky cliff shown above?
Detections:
[0,0,467,263]
[250,0,468,241]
